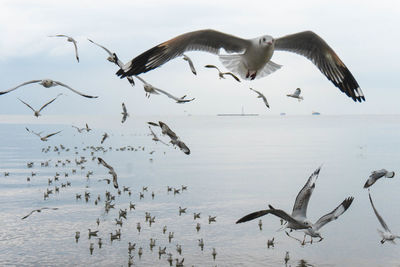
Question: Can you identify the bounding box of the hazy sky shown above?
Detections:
[0,0,399,118]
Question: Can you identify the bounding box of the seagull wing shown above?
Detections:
[368,191,390,232]
[21,210,37,220]
[72,40,79,62]
[292,166,322,218]
[275,31,364,102]
[117,29,250,77]
[236,205,308,229]
[313,197,354,230]
[18,98,36,112]
[0,80,42,95]
[153,87,181,102]
[183,54,197,75]
[97,157,118,188]
[294,88,301,97]
[177,140,190,155]
[222,72,241,82]
[49,34,69,38]
[148,126,158,139]
[364,169,386,188]
[158,121,178,140]
[147,121,159,127]
[38,95,60,112]
[88,38,113,57]
[205,64,221,72]
[43,131,62,139]
[54,81,98,98]
[122,103,127,113]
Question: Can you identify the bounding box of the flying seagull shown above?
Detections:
[149,121,190,154]
[134,75,194,103]
[249,88,269,108]
[85,123,91,132]
[97,157,118,189]
[183,54,197,75]
[21,207,59,220]
[101,133,109,144]
[49,34,80,62]
[18,93,62,117]
[204,64,241,82]
[0,79,98,98]
[88,38,135,86]
[287,88,303,101]
[72,125,85,133]
[26,127,62,141]
[121,103,129,123]
[116,29,364,102]
[368,190,400,244]
[364,169,395,188]
[236,167,322,230]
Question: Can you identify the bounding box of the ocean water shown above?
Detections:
[0,115,400,267]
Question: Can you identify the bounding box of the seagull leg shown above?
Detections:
[246,70,250,79]
[250,71,257,80]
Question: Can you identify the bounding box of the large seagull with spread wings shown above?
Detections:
[117,29,364,102]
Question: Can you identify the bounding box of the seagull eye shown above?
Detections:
[263,38,266,42]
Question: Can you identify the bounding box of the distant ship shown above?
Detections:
[312,111,321,115]
[217,106,259,117]
[280,112,286,116]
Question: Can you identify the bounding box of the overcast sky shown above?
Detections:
[0,0,399,119]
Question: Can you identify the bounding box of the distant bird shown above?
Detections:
[249,88,269,108]
[212,248,217,260]
[198,238,204,251]
[88,229,98,238]
[183,54,197,75]
[267,237,275,248]
[285,251,290,265]
[101,133,109,144]
[133,75,160,97]
[179,206,187,215]
[89,243,94,255]
[121,103,129,123]
[258,219,263,230]
[88,38,134,86]
[196,222,201,232]
[176,244,182,255]
[208,215,216,224]
[26,127,62,141]
[158,121,190,154]
[205,64,241,82]
[75,231,80,243]
[72,125,85,133]
[98,178,111,184]
[364,169,395,188]
[117,29,364,102]
[287,88,303,101]
[134,75,194,103]
[21,207,58,219]
[170,138,191,155]
[368,190,400,244]
[0,79,97,98]
[18,94,62,117]
[97,157,118,189]
[175,258,184,267]
[194,212,201,220]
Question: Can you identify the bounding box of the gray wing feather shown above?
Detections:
[292,166,321,218]
[54,81,98,98]
[314,197,354,230]
[0,80,42,95]
[117,29,250,77]
[18,98,36,112]
[275,31,364,102]
[368,192,390,232]
[38,95,61,112]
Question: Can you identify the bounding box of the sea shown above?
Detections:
[0,114,400,267]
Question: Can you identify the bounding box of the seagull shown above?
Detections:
[368,190,400,244]
[117,29,364,102]
[204,64,241,82]
[0,79,97,98]
[183,54,197,75]
[88,38,135,86]
[97,157,118,189]
[135,75,194,103]
[49,34,79,62]
[101,133,109,144]
[249,88,269,108]
[236,166,323,230]
[121,103,129,123]
[364,169,395,188]
[287,88,304,101]
[85,123,91,132]
[72,125,85,133]
[133,75,160,97]
[21,207,58,219]
[18,94,62,117]
[26,127,62,141]
[170,138,191,155]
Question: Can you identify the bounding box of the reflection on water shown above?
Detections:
[0,115,400,266]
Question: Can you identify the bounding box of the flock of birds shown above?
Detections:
[2,28,374,266]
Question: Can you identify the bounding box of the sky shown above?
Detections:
[0,0,400,119]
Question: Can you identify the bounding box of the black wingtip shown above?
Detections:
[342,197,354,210]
